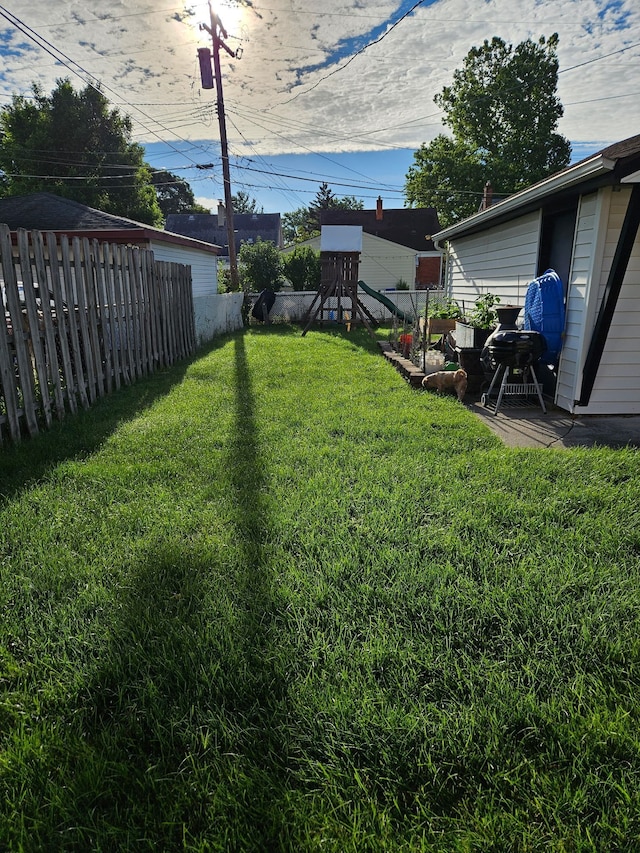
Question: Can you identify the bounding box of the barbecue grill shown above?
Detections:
[480,329,547,414]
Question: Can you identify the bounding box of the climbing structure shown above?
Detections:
[301,250,377,337]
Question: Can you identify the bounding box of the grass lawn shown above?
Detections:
[1,325,640,851]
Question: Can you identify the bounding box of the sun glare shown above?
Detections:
[216,2,245,37]
[187,1,246,42]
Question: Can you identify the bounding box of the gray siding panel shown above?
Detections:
[445,211,540,310]
[574,187,640,414]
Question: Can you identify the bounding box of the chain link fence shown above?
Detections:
[248,289,446,326]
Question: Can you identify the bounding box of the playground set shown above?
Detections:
[300,225,444,373]
[258,226,561,412]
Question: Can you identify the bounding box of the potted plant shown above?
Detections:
[422,297,461,339]
[455,293,500,348]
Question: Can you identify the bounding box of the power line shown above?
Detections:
[559,39,640,75]
[224,114,308,211]
[225,106,402,188]
[0,5,208,171]
[278,0,427,106]
[228,102,421,152]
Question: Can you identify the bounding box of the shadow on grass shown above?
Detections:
[3,331,291,849]
[250,318,386,354]
[0,337,231,505]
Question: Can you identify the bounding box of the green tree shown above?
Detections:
[282,206,316,244]
[231,191,263,214]
[282,182,364,244]
[405,34,571,227]
[405,136,484,228]
[239,239,284,292]
[0,79,162,226]
[151,169,209,218]
[282,246,321,291]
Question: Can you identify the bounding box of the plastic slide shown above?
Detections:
[358,280,414,322]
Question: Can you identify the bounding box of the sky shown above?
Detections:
[0,0,638,216]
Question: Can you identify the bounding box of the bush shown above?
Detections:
[282,246,321,291]
[427,297,462,319]
[217,262,232,293]
[238,239,284,292]
[464,292,501,328]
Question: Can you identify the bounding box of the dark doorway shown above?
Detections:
[537,198,579,292]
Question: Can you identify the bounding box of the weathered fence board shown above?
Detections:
[32,230,65,420]
[0,226,195,444]
[1,226,39,437]
[46,231,77,414]
[59,235,89,410]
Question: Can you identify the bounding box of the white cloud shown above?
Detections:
[0,0,638,210]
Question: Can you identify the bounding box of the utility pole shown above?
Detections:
[199,3,240,293]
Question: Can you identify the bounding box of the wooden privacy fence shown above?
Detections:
[0,225,195,444]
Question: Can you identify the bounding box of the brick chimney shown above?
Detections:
[217,202,226,227]
[376,196,383,221]
[480,182,493,211]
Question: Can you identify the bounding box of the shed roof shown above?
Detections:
[433,134,640,243]
[0,192,220,253]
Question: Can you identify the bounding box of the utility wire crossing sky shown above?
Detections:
[0,0,637,213]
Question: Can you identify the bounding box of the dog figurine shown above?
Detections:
[422,369,468,401]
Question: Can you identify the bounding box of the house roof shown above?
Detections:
[433,134,640,243]
[0,192,220,253]
[319,205,441,251]
[282,230,416,256]
[166,212,283,249]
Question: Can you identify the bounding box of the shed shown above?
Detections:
[432,135,640,415]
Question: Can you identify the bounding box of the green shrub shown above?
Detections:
[282,246,321,291]
[217,262,232,293]
[428,297,462,319]
[464,292,501,328]
[238,239,284,292]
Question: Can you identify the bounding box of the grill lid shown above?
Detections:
[481,329,547,371]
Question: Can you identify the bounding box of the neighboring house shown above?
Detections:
[166,206,283,257]
[282,230,418,293]
[319,199,443,289]
[432,134,640,415]
[0,192,221,299]
[0,192,245,345]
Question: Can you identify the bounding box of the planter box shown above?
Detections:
[426,317,457,338]
[455,321,493,349]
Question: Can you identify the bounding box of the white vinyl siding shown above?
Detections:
[357,234,416,291]
[444,211,541,313]
[555,190,605,411]
[282,233,418,291]
[150,240,218,298]
[575,186,640,414]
